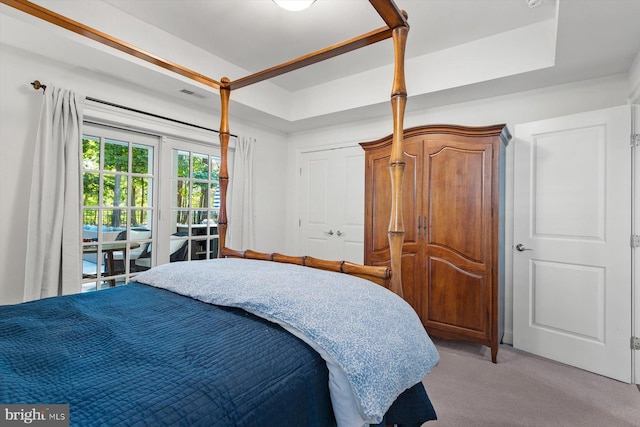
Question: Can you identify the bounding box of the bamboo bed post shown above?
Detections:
[217,77,231,256]
[388,16,409,297]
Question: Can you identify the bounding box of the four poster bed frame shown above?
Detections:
[2,0,409,296]
[1,1,442,426]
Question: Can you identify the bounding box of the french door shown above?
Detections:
[81,123,158,290]
[152,138,223,270]
[81,123,224,288]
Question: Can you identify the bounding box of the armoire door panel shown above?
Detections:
[425,143,491,264]
[425,256,488,335]
[371,252,422,317]
[368,140,421,253]
[401,252,422,315]
[368,240,420,262]
[370,154,393,252]
[425,244,488,275]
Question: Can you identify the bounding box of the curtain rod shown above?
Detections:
[30,80,237,137]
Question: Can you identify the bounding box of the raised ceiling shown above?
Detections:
[1,0,639,132]
[102,0,556,92]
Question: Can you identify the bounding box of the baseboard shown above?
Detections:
[502,329,513,345]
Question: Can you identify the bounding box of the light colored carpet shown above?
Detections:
[422,339,640,426]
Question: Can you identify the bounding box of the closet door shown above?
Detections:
[363,137,423,313]
[422,137,494,343]
[298,146,364,263]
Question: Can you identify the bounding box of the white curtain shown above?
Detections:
[228,136,255,250]
[24,86,84,301]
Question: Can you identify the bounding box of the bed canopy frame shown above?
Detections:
[5,0,410,296]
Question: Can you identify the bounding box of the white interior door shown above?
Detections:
[513,106,632,382]
[298,146,364,263]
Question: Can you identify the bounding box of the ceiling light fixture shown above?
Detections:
[273,0,316,12]
[526,0,544,8]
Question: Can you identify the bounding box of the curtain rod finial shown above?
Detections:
[31,80,46,91]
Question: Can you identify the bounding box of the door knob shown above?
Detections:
[336,230,344,237]
[515,243,532,252]
[323,230,334,236]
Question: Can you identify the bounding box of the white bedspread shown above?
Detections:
[135,258,439,426]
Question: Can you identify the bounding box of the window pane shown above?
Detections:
[82,136,100,170]
[191,210,208,228]
[192,153,208,180]
[174,209,189,229]
[192,182,208,209]
[131,209,152,233]
[210,236,219,259]
[207,211,219,258]
[208,210,219,228]
[170,238,189,263]
[82,209,99,240]
[132,144,153,175]
[210,157,220,181]
[173,179,190,208]
[131,177,153,207]
[104,139,129,172]
[82,172,100,207]
[103,174,128,207]
[191,239,207,260]
[102,209,127,233]
[210,183,219,209]
[175,150,190,178]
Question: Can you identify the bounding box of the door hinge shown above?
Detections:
[631,133,640,147]
[631,235,640,248]
[632,336,640,350]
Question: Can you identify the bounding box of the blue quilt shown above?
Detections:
[1,285,336,426]
[0,282,437,426]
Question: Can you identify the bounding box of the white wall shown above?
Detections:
[285,73,632,344]
[0,44,287,305]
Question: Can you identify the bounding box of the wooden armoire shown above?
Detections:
[360,124,511,363]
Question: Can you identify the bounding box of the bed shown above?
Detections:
[0,1,440,426]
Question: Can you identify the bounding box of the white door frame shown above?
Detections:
[632,102,640,384]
